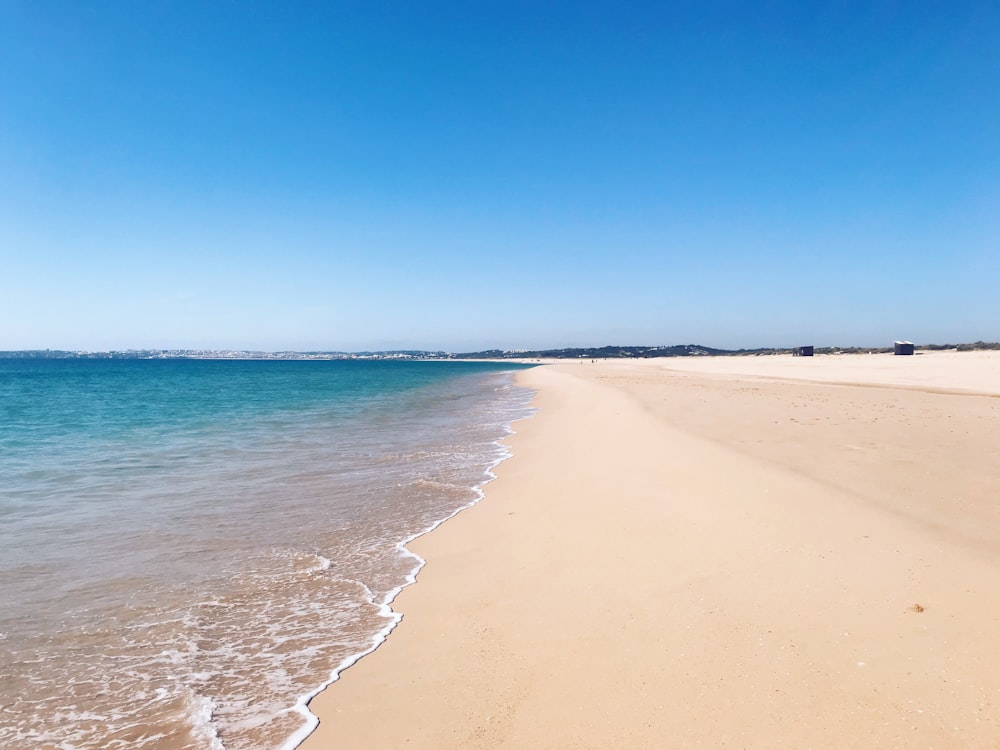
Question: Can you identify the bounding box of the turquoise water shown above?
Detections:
[0,359,535,749]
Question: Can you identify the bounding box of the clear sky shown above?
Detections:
[1,1,997,351]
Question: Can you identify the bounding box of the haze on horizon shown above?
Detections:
[1,2,997,353]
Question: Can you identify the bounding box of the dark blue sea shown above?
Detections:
[0,358,535,750]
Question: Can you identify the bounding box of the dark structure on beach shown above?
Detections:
[793,346,814,357]
[894,341,915,355]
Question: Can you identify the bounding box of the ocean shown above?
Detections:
[0,358,535,750]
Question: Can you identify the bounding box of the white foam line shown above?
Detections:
[277,397,536,750]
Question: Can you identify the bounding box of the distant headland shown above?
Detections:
[2,342,998,361]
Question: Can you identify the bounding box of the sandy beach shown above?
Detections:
[300,350,1000,749]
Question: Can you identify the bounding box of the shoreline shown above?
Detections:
[282,372,536,750]
[299,351,1000,748]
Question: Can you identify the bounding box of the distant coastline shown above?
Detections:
[2,341,999,361]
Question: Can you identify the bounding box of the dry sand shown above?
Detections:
[300,350,1000,749]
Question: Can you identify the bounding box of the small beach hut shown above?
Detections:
[794,346,814,357]
[894,341,915,355]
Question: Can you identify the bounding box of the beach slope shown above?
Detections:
[302,353,1000,749]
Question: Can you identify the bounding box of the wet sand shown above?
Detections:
[300,351,1000,749]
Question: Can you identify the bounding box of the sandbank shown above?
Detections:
[301,350,1000,749]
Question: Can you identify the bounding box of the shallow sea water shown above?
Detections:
[0,359,534,749]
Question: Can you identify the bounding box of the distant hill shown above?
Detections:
[2,342,998,360]
[453,344,731,359]
[0,344,748,360]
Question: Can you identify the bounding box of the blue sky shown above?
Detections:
[1,1,997,351]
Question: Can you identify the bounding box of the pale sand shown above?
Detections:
[647,349,1000,395]
[301,351,1000,749]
